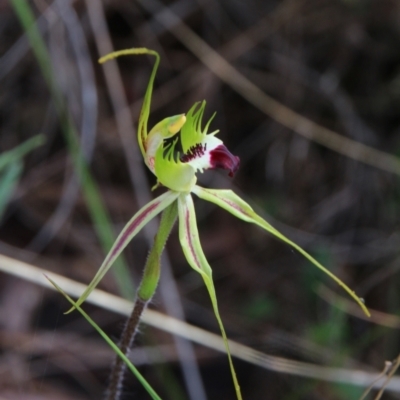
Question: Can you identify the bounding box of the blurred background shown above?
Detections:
[1,0,400,399]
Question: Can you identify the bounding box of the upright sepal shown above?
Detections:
[177,193,242,400]
[68,191,179,312]
[99,48,160,158]
[192,185,370,317]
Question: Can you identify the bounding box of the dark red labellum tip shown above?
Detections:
[209,145,240,177]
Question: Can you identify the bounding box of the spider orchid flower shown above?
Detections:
[72,48,368,400]
[73,46,369,317]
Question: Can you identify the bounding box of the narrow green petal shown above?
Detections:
[192,185,370,317]
[180,102,205,153]
[180,101,218,153]
[177,194,242,400]
[68,191,179,312]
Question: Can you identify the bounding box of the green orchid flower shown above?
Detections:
[73,48,369,399]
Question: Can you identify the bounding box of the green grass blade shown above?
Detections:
[0,134,45,172]
[46,276,162,400]
[0,134,45,218]
[0,161,23,218]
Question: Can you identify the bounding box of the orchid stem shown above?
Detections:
[105,297,147,400]
[105,200,178,400]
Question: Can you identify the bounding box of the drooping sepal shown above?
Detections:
[192,186,370,317]
[68,190,179,312]
[177,193,212,276]
[177,193,242,400]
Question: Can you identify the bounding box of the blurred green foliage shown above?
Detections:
[0,135,44,218]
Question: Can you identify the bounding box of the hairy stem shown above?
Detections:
[105,200,178,400]
[105,297,148,400]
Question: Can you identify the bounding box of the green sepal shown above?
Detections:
[99,48,160,158]
[177,193,242,400]
[67,190,179,312]
[192,185,370,317]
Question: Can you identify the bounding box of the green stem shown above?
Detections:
[105,201,178,400]
[138,200,178,300]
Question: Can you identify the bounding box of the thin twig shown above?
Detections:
[3,255,400,392]
[28,0,98,252]
[359,361,393,400]
[373,355,400,400]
